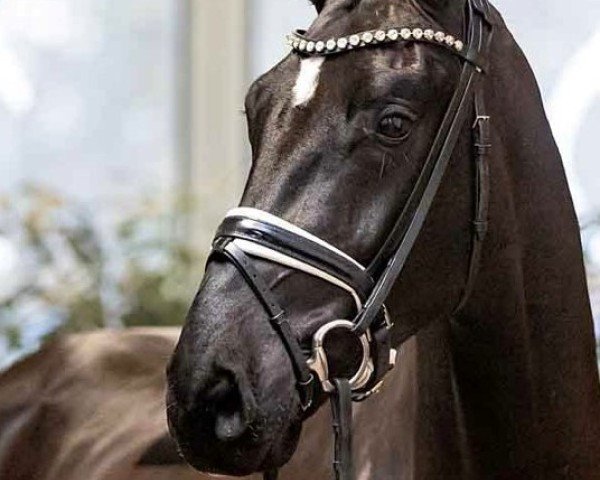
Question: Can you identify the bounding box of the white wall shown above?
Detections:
[247,0,315,81]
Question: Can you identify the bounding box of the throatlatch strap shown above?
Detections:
[453,9,494,315]
[331,379,354,480]
[453,88,491,315]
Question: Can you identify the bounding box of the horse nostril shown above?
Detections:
[215,410,246,441]
[202,373,250,442]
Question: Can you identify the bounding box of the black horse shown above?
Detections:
[167,0,600,478]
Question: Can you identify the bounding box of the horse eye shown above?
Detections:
[377,114,411,140]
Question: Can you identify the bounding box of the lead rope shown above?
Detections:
[263,380,354,480]
[331,379,354,480]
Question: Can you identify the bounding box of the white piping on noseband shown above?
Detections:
[226,208,365,270]
[232,239,363,310]
[225,208,365,311]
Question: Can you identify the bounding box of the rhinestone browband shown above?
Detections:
[287,27,465,57]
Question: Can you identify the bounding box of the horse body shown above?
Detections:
[164,0,600,478]
[0,328,198,480]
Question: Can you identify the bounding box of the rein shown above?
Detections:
[209,0,494,478]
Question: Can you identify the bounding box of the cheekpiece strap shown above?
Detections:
[351,0,492,336]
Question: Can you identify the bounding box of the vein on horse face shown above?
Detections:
[293,57,326,107]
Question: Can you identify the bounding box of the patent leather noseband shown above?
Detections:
[212,207,396,406]
[209,0,494,478]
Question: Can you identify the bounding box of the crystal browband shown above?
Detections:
[287,27,465,57]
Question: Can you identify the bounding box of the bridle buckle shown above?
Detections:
[472,114,490,129]
[383,305,394,330]
[297,373,315,412]
[306,320,373,393]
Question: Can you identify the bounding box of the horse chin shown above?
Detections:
[171,414,302,476]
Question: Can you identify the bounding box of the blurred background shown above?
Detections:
[0,0,599,368]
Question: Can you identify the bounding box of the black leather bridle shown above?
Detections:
[209,0,494,478]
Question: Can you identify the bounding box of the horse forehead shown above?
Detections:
[287,0,440,104]
[293,57,326,107]
[290,41,431,108]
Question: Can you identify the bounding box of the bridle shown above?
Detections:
[208,0,494,478]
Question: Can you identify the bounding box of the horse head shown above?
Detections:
[167,0,600,477]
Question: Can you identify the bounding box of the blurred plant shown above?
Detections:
[0,185,202,356]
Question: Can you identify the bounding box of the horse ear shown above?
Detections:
[309,0,326,13]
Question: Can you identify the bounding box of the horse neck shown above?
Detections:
[439,20,600,478]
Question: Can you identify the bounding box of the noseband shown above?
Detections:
[209,0,494,478]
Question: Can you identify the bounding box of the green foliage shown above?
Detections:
[0,185,203,356]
